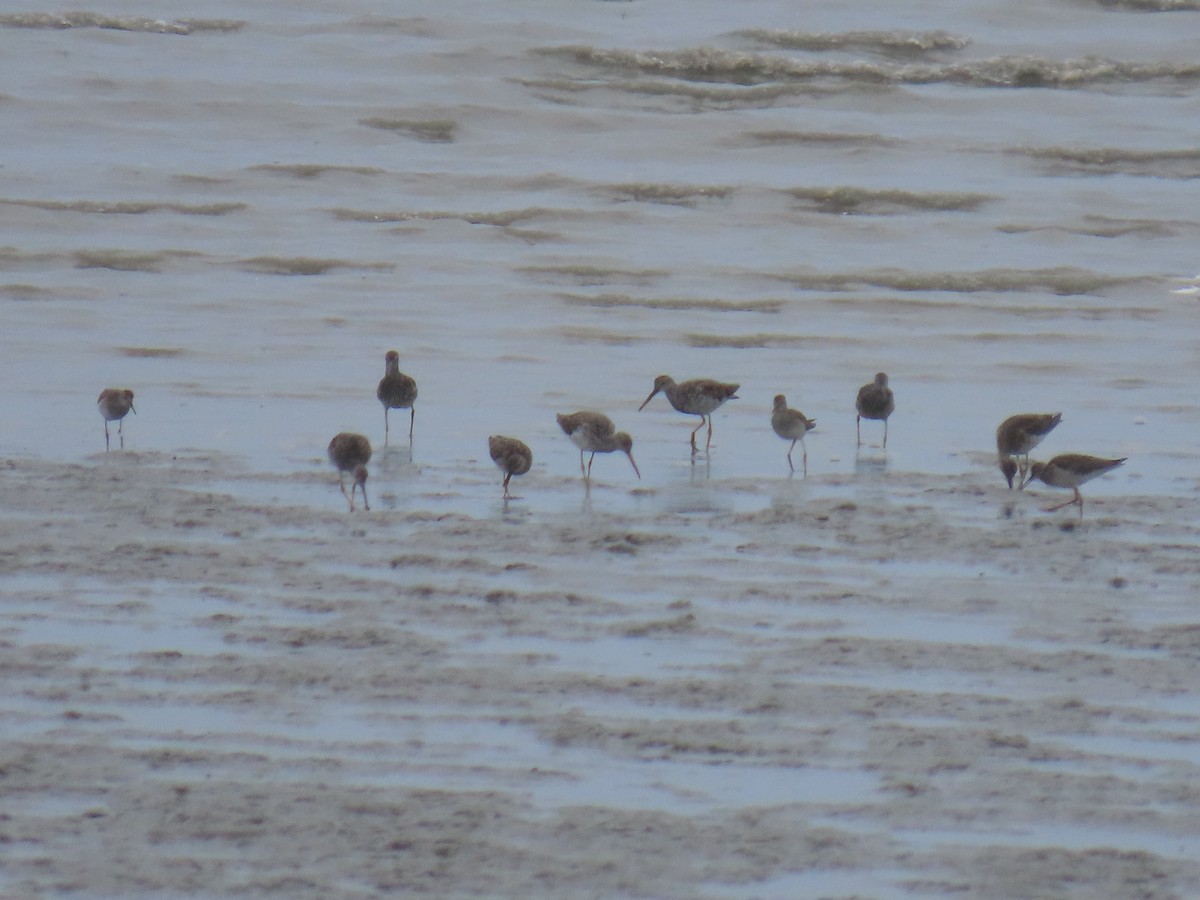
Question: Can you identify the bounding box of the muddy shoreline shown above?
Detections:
[4,452,1200,897]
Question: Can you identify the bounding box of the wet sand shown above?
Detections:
[5,2,1200,895]
[5,450,1200,897]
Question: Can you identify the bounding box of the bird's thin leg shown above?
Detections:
[705,416,713,451]
[104,421,110,451]
[689,418,704,452]
[802,438,808,477]
[883,419,888,449]
[360,484,370,512]
[408,407,415,441]
[578,450,586,477]
[586,453,595,480]
[503,473,512,499]
[786,441,795,473]
[383,408,390,443]
[1045,490,1081,513]
[856,415,861,447]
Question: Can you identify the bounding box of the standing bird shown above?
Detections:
[488,435,532,500]
[996,412,1062,489]
[771,394,816,476]
[1023,453,1125,518]
[555,411,640,482]
[855,372,895,448]
[639,375,739,453]
[97,388,136,451]
[377,350,418,443]
[328,432,372,512]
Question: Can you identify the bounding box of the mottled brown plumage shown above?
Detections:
[639,375,739,452]
[556,411,639,481]
[488,435,532,499]
[377,350,418,443]
[328,432,372,512]
[771,394,816,476]
[1023,453,1125,518]
[996,412,1062,489]
[855,372,894,448]
[97,388,136,451]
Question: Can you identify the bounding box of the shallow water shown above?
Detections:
[4,1,1200,897]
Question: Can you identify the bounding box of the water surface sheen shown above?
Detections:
[3,1,1200,897]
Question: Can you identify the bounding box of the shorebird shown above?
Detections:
[97,388,135,450]
[556,411,640,482]
[1022,453,1125,518]
[996,412,1062,489]
[377,350,418,443]
[855,372,894,448]
[771,394,816,476]
[328,432,372,512]
[488,435,532,499]
[639,375,739,452]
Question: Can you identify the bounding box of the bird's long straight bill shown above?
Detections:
[638,389,659,411]
[627,453,641,479]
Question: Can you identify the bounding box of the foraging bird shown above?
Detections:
[97,388,136,451]
[328,432,372,512]
[555,411,640,482]
[639,375,739,452]
[855,372,894,448]
[996,412,1062,489]
[488,435,532,500]
[1022,453,1125,518]
[771,394,816,476]
[377,350,418,443]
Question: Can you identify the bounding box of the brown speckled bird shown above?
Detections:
[556,411,640,482]
[639,375,739,452]
[377,350,418,443]
[328,432,372,512]
[488,435,532,500]
[996,412,1062,489]
[1023,453,1125,518]
[855,372,894,448]
[771,394,816,476]
[97,388,136,451]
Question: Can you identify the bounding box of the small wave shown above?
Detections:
[998,216,1186,239]
[1,283,52,300]
[359,117,456,143]
[603,183,734,207]
[742,130,897,148]
[1085,0,1200,8]
[520,76,833,108]
[558,326,649,345]
[539,45,1200,90]
[0,199,245,216]
[0,12,243,33]
[768,267,1141,295]
[560,293,783,313]
[733,28,969,58]
[74,250,198,272]
[520,264,668,286]
[685,333,859,348]
[238,257,394,276]
[250,164,386,178]
[330,206,565,227]
[118,347,186,358]
[1010,146,1200,178]
[0,247,58,268]
[786,186,992,214]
